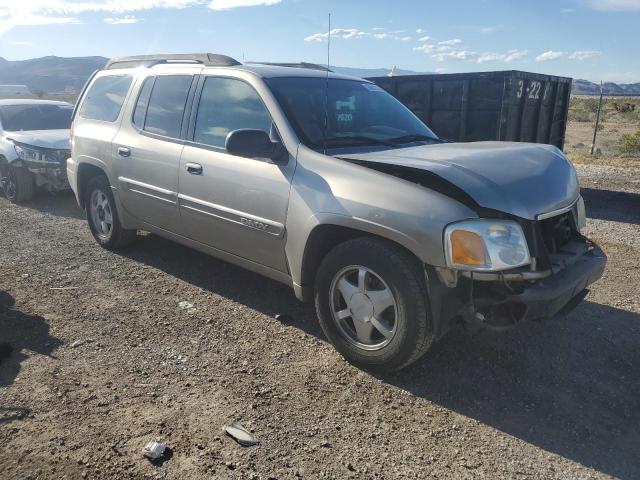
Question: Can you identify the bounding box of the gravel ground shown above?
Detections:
[1,164,639,479]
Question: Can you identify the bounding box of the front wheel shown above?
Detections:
[85,175,137,249]
[2,165,33,203]
[314,237,434,372]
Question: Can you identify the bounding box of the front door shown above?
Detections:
[178,76,295,272]
[113,73,195,233]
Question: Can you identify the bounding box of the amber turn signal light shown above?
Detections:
[450,230,487,266]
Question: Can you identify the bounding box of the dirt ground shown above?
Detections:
[1,162,639,480]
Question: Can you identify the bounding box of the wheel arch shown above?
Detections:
[76,162,109,209]
[294,217,425,302]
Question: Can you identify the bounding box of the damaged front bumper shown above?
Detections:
[24,160,70,191]
[429,238,607,335]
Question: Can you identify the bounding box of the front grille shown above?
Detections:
[538,211,578,254]
[46,149,71,163]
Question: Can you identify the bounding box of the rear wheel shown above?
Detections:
[315,237,434,371]
[85,175,136,249]
[2,165,33,203]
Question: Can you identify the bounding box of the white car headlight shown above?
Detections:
[444,219,531,271]
[14,143,44,162]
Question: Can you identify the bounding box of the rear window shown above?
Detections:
[142,75,192,138]
[79,75,132,122]
[0,104,73,131]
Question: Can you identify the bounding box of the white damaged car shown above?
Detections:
[0,99,73,203]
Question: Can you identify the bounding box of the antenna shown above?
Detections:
[322,13,331,155]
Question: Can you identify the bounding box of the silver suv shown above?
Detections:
[68,54,606,371]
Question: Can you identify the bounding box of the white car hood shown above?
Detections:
[6,129,70,150]
[340,141,580,220]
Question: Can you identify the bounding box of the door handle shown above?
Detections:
[118,147,131,157]
[186,162,203,175]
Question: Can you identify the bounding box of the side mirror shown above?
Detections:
[225,129,287,164]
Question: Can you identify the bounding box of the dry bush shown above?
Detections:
[618,129,640,155]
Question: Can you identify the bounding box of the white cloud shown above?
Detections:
[0,0,280,34]
[0,13,79,33]
[438,38,462,46]
[104,15,140,24]
[480,26,497,33]
[561,8,575,13]
[477,49,527,63]
[398,36,412,41]
[535,50,565,61]
[0,1,205,33]
[413,43,457,54]
[417,35,431,42]
[209,0,281,10]
[503,49,528,62]
[416,28,426,33]
[373,33,390,39]
[435,67,447,73]
[569,50,601,60]
[416,43,527,64]
[8,40,35,45]
[477,52,505,63]
[584,0,640,10]
[433,50,478,61]
[372,27,385,31]
[304,28,368,42]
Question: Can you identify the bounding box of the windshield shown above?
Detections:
[265,77,438,150]
[0,104,73,132]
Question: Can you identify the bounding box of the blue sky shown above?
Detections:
[0,0,638,82]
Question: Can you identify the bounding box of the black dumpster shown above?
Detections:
[367,71,572,149]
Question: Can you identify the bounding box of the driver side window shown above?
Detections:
[194,77,272,149]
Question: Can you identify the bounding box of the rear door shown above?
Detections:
[178,75,295,272]
[112,72,197,233]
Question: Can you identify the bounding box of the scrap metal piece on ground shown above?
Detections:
[142,440,166,460]
[224,423,258,447]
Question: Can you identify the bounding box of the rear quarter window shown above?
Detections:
[79,75,133,122]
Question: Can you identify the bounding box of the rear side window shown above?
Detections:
[194,77,272,149]
[79,75,132,122]
[143,75,192,138]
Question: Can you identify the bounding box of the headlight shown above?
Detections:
[444,219,531,271]
[14,143,44,162]
[13,143,64,164]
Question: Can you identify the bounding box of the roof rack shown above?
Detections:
[105,53,241,70]
[248,62,332,72]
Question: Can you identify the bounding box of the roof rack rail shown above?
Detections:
[248,62,332,72]
[105,53,241,70]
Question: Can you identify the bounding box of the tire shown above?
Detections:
[3,165,33,203]
[85,175,137,249]
[314,237,434,372]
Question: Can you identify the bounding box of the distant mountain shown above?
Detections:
[0,56,638,96]
[0,56,107,93]
[572,79,640,96]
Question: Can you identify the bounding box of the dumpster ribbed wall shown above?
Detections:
[367,70,572,149]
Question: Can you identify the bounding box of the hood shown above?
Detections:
[339,141,579,220]
[5,129,70,150]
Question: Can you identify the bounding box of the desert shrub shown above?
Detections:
[618,129,640,155]
[568,108,592,122]
[582,97,601,113]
